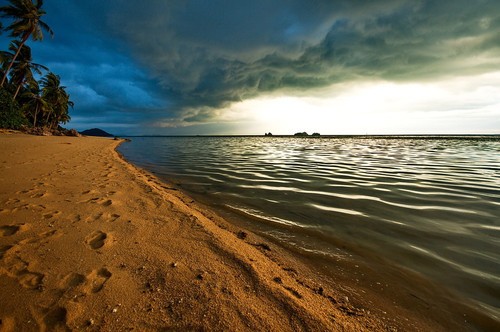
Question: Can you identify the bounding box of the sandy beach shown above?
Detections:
[0,132,453,331]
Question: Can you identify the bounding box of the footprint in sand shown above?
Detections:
[85,231,107,250]
[60,272,86,289]
[86,197,113,206]
[1,254,45,290]
[33,306,69,332]
[16,189,32,195]
[18,271,45,289]
[86,268,112,293]
[42,211,61,219]
[0,225,20,236]
[102,213,120,223]
[5,198,21,206]
[100,199,113,207]
[30,192,48,198]
[0,245,13,259]
[19,230,58,245]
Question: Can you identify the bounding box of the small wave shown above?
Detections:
[225,204,304,228]
[408,245,500,282]
[398,188,478,199]
[309,203,365,216]
[480,225,500,231]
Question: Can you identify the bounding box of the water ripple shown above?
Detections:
[119,136,500,319]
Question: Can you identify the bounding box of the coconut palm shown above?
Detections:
[1,40,47,100]
[40,72,73,128]
[20,86,51,127]
[0,0,53,87]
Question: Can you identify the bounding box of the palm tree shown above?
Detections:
[1,40,47,100]
[0,0,53,87]
[40,72,73,129]
[21,86,51,127]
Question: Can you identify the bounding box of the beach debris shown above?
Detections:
[196,273,204,280]
[171,262,177,268]
[237,231,247,239]
[339,305,365,317]
[284,286,302,299]
[327,295,338,305]
[255,243,271,251]
[111,304,122,313]
[87,318,95,326]
[283,267,298,275]
[221,287,232,295]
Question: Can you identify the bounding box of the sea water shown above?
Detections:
[118,136,500,328]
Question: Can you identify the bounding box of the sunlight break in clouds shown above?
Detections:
[218,72,500,135]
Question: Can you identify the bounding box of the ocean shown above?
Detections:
[118,136,500,329]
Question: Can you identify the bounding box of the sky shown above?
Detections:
[1,0,499,135]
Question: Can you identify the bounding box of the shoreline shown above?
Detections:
[0,132,467,330]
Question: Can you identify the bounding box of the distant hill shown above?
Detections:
[79,128,114,137]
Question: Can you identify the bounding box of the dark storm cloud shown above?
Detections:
[104,0,500,126]
[2,0,498,133]
[1,0,166,133]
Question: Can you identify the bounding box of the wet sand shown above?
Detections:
[0,132,452,331]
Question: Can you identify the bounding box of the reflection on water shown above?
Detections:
[118,136,500,325]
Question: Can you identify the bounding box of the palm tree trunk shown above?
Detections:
[0,34,30,87]
[33,105,39,127]
[46,109,53,128]
[13,83,22,101]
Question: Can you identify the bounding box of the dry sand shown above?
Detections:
[0,132,449,331]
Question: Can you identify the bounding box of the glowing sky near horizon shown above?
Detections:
[1,0,499,135]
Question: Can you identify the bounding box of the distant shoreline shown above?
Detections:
[118,134,500,139]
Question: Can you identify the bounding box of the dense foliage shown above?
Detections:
[0,88,25,129]
[0,0,73,131]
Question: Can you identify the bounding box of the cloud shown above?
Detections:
[2,0,499,133]
[103,0,500,126]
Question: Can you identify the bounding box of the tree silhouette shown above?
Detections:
[21,86,50,127]
[1,40,47,100]
[0,0,53,87]
[40,72,72,128]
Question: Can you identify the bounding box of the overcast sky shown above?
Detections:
[1,0,499,135]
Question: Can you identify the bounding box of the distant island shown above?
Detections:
[294,132,321,137]
[80,128,114,137]
[263,132,322,137]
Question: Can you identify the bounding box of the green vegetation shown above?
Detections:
[0,0,73,132]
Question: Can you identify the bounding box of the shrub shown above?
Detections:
[0,89,27,129]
